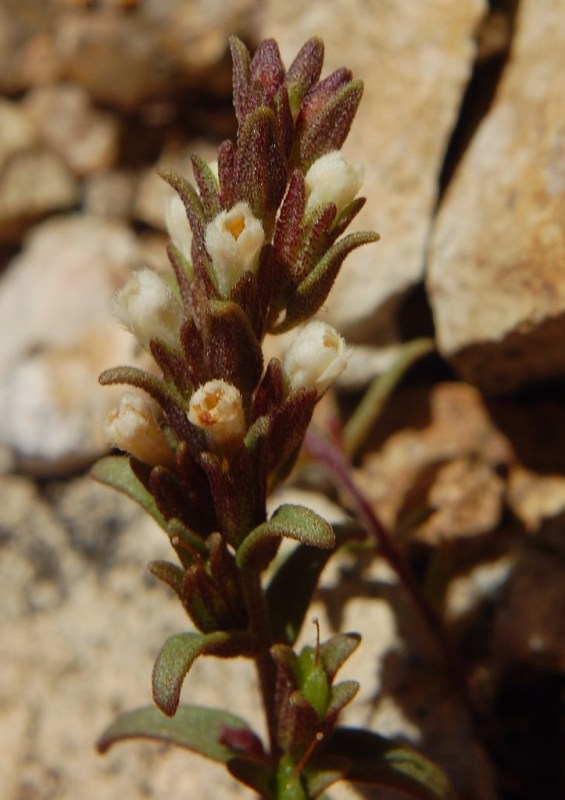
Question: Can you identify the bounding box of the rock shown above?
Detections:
[0,215,141,474]
[427,0,565,392]
[0,473,255,800]
[264,0,487,339]
[0,98,38,168]
[356,382,512,544]
[83,169,136,219]
[0,150,79,243]
[0,0,55,94]
[24,83,120,175]
[53,1,256,110]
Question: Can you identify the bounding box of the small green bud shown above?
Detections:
[296,646,330,721]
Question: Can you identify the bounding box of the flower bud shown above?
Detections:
[164,193,193,258]
[105,392,174,467]
[187,380,245,448]
[304,150,363,215]
[282,320,349,396]
[111,268,182,351]
[204,202,265,295]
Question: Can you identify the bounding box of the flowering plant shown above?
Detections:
[93,36,453,800]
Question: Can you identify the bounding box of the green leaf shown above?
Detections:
[303,757,350,799]
[228,757,275,799]
[97,704,253,764]
[147,560,185,598]
[91,455,168,532]
[266,523,365,644]
[320,633,361,681]
[323,728,457,800]
[152,631,254,716]
[237,504,334,571]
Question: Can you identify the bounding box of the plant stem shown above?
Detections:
[241,567,279,760]
[304,429,484,734]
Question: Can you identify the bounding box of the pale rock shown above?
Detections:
[0,0,55,94]
[428,0,565,392]
[0,215,142,474]
[0,98,38,168]
[356,382,512,543]
[24,83,120,175]
[264,0,486,339]
[52,1,257,110]
[0,150,79,243]
[83,169,136,219]
[507,466,565,535]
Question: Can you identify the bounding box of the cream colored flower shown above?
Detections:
[282,320,349,396]
[164,193,193,258]
[105,392,174,467]
[111,268,182,350]
[205,202,265,295]
[188,380,245,447]
[305,150,364,215]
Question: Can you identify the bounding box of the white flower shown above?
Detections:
[188,380,245,447]
[205,202,265,295]
[111,268,182,350]
[305,150,364,216]
[105,392,174,466]
[164,193,193,258]
[282,320,349,396]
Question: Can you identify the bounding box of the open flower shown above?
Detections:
[105,392,174,467]
[188,380,245,448]
[165,192,193,258]
[282,320,349,396]
[205,202,265,295]
[305,150,363,215]
[111,267,182,351]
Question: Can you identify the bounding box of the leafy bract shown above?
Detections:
[97,704,253,764]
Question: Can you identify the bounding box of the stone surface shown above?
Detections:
[24,83,120,175]
[356,382,512,545]
[0,150,79,243]
[0,98,38,168]
[0,0,258,103]
[427,0,565,392]
[0,215,141,474]
[264,0,486,339]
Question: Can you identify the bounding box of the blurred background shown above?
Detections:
[1,2,564,799]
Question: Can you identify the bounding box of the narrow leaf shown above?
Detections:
[97,704,253,764]
[237,504,334,571]
[152,630,254,716]
[147,560,185,598]
[324,728,457,800]
[263,504,335,548]
[267,523,365,644]
[91,455,168,532]
[228,757,275,798]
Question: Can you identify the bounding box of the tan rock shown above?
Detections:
[83,169,136,219]
[264,0,486,339]
[0,215,141,474]
[356,382,512,543]
[0,98,38,169]
[24,83,120,175]
[428,0,565,392]
[0,150,79,243]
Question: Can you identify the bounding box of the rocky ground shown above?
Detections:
[1,1,564,799]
